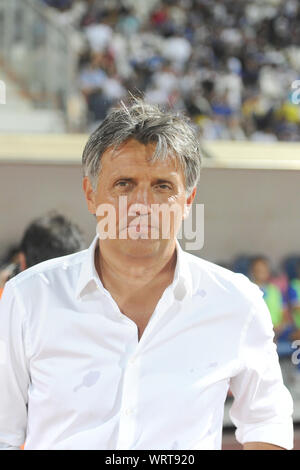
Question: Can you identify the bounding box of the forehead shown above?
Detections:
[101,138,182,176]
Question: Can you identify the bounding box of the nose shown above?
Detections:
[128,185,155,217]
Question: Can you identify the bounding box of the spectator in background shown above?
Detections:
[249,256,288,337]
[249,255,300,387]
[286,259,300,395]
[288,259,300,333]
[42,0,73,10]
[0,211,86,297]
[79,49,126,129]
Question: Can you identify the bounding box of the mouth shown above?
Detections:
[119,220,158,229]
[134,224,157,232]
[117,223,160,237]
[130,223,159,231]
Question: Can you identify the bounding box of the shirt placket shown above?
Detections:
[115,352,141,449]
[107,287,176,450]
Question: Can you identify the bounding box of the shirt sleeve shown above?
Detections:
[228,288,294,450]
[0,280,30,449]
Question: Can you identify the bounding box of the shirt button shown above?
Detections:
[128,357,136,365]
[124,408,133,416]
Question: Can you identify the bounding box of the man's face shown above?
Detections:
[83,138,196,259]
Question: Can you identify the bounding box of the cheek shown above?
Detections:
[168,193,186,215]
[94,186,121,211]
[156,199,185,228]
[94,190,118,223]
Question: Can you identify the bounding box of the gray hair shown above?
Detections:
[82,98,202,196]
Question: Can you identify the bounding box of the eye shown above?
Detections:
[115,180,131,188]
[156,183,172,190]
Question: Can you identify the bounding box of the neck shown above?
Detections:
[95,239,177,299]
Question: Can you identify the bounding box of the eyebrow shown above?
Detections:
[155,178,175,185]
[113,177,176,185]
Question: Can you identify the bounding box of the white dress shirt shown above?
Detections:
[0,234,294,450]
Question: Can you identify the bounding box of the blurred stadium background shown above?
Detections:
[1,0,300,449]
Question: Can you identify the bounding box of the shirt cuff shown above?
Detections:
[0,443,22,450]
[235,418,294,450]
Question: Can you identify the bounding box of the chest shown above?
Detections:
[28,298,241,448]
[29,308,235,410]
[119,301,159,341]
[112,287,170,341]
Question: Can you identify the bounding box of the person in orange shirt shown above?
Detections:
[0,262,18,298]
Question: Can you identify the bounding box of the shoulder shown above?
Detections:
[183,250,264,307]
[9,248,87,294]
[184,253,276,350]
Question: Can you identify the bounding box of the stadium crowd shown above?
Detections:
[39,0,300,139]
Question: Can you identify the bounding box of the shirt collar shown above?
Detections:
[75,232,103,300]
[75,234,194,301]
[172,237,194,300]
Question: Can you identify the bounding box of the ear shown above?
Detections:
[82,176,97,215]
[183,187,197,219]
[18,252,27,271]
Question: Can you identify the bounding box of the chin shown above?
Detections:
[119,237,162,257]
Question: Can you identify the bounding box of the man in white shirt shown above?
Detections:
[0,99,294,450]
